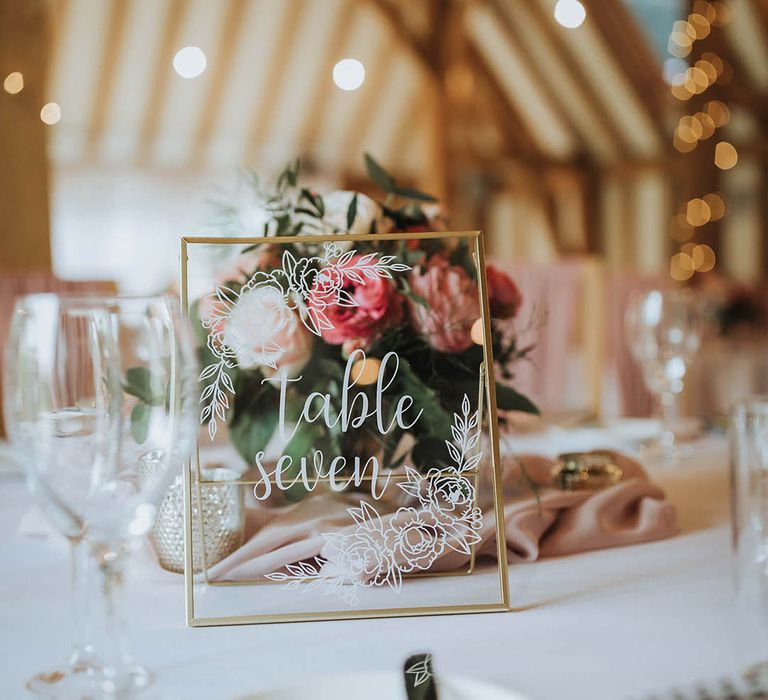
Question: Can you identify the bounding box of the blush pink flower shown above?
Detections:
[408,256,479,353]
[310,256,403,345]
[486,265,523,320]
[222,280,312,377]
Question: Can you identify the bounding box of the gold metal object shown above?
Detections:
[551,451,623,491]
[180,230,509,626]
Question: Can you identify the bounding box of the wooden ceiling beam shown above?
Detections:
[464,43,538,160]
[244,0,300,163]
[342,33,393,165]
[138,0,187,163]
[581,0,666,129]
[297,0,357,157]
[521,0,634,159]
[191,0,248,167]
[86,0,129,159]
[367,0,437,79]
[487,0,597,160]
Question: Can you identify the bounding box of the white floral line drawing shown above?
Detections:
[198,243,411,439]
[405,655,434,687]
[264,395,483,605]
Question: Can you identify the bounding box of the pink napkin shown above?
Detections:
[204,451,677,581]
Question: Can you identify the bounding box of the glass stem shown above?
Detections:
[67,536,95,669]
[90,542,128,694]
[659,391,676,450]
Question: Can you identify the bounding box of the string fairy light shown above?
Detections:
[666,0,734,280]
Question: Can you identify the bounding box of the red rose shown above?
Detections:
[486,265,522,319]
[310,256,403,345]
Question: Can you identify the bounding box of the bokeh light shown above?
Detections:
[333,58,365,91]
[553,0,586,29]
[3,71,23,94]
[692,244,716,272]
[703,193,725,221]
[714,141,738,170]
[705,100,730,127]
[40,102,61,125]
[671,252,695,281]
[686,198,711,227]
[173,46,207,79]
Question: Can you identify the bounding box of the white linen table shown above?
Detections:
[1,433,765,700]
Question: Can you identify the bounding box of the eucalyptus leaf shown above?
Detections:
[122,367,164,406]
[130,402,150,444]
[392,186,437,203]
[281,423,326,502]
[346,193,358,231]
[495,382,540,415]
[395,359,452,438]
[364,152,395,193]
[230,403,279,465]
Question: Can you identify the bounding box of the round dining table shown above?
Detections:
[1,429,765,700]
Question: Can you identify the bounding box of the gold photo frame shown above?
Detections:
[180,230,509,626]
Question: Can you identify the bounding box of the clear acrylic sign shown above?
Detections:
[181,231,509,625]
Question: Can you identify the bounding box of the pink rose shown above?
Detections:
[310,256,403,345]
[408,256,479,353]
[486,265,522,319]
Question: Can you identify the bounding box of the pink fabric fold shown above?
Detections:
[203,451,677,581]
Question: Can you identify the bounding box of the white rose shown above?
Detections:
[321,191,383,236]
[223,283,312,377]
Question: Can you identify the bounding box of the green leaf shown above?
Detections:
[411,437,451,470]
[275,213,291,236]
[395,359,452,438]
[130,402,150,444]
[276,159,300,192]
[495,382,539,415]
[393,186,437,203]
[230,402,279,465]
[122,367,164,406]
[364,152,395,193]
[346,193,358,231]
[281,423,326,502]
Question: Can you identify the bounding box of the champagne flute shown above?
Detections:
[624,289,703,463]
[3,294,122,696]
[4,294,198,697]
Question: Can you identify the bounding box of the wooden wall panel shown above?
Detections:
[0,0,52,271]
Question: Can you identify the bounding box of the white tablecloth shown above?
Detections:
[1,432,766,700]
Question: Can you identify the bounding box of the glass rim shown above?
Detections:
[728,395,768,413]
[14,292,179,307]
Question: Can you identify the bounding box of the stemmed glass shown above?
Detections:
[624,288,703,463]
[3,294,197,697]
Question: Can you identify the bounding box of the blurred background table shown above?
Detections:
[0,430,761,700]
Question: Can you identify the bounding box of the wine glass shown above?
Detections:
[3,294,198,697]
[624,289,703,463]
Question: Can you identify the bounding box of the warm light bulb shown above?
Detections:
[332,58,365,91]
[554,0,586,28]
[3,71,23,94]
[714,142,738,170]
[470,318,485,345]
[173,46,207,79]
[40,102,61,125]
[351,357,380,386]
